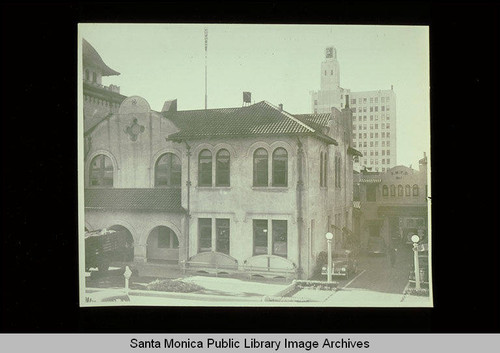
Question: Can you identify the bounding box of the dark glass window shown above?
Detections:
[398,185,404,196]
[198,150,212,186]
[405,185,411,196]
[89,154,113,187]
[382,185,389,196]
[92,72,97,83]
[413,184,419,196]
[155,153,181,187]
[216,218,230,254]
[272,220,287,257]
[253,148,268,186]
[215,149,230,186]
[272,148,288,187]
[198,218,212,252]
[157,227,179,249]
[390,185,396,196]
[253,219,268,255]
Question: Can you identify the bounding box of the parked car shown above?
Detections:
[321,250,358,279]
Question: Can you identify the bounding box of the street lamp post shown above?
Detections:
[411,234,421,290]
[325,232,334,283]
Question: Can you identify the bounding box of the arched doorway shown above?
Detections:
[147,226,180,264]
[108,225,134,262]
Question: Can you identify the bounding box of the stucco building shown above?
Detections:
[82,40,360,279]
[310,46,397,172]
[353,153,428,254]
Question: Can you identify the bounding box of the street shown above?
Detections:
[334,245,413,294]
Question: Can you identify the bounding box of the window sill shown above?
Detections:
[252,186,289,192]
[195,186,232,190]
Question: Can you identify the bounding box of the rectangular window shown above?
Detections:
[198,218,212,252]
[375,106,378,112]
[375,124,378,129]
[370,98,374,103]
[382,159,385,164]
[375,141,378,147]
[386,114,390,120]
[387,141,390,146]
[382,123,385,129]
[382,106,385,111]
[375,97,378,103]
[386,97,390,102]
[359,133,362,139]
[314,100,318,105]
[386,123,390,129]
[370,133,373,138]
[351,99,356,104]
[216,219,230,254]
[387,132,390,138]
[370,124,373,130]
[382,132,386,138]
[253,220,268,255]
[382,150,385,156]
[375,133,378,138]
[370,142,374,147]
[386,106,390,111]
[370,115,373,121]
[364,116,367,121]
[387,150,390,155]
[363,98,367,103]
[370,107,373,112]
[272,220,287,257]
[381,97,385,103]
[375,151,378,156]
[363,107,367,112]
[387,158,391,164]
[353,125,356,130]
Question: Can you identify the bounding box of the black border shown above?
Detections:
[1,1,499,333]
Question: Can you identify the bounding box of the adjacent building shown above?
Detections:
[82,40,360,279]
[353,153,428,254]
[311,46,397,172]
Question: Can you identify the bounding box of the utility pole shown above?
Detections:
[204,27,208,110]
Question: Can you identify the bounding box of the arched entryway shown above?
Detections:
[147,226,180,264]
[108,224,134,262]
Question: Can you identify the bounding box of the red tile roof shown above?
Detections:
[164,101,337,144]
[84,188,185,212]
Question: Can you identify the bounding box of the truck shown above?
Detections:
[85,228,129,272]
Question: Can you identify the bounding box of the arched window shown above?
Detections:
[398,185,403,196]
[215,149,230,186]
[382,185,389,196]
[89,154,113,187]
[155,153,181,187]
[413,184,419,196]
[390,184,396,196]
[253,148,268,186]
[198,150,212,186]
[272,148,288,187]
[405,185,411,196]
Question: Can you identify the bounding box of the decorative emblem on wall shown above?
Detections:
[125,118,145,141]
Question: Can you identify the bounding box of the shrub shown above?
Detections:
[405,287,429,297]
[146,279,203,293]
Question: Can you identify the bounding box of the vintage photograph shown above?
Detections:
[78,24,431,307]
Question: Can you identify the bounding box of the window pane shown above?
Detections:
[413,185,419,196]
[405,185,411,196]
[272,148,287,187]
[216,149,230,186]
[390,185,396,196]
[155,153,181,187]
[198,218,212,252]
[253,219,268,255]
[253,148,268,186]
[272,220,287,257]
[398,185,403,196]
[198,150,212,186]
[382,185,388,196]
[216,218,230,254]
[89,154,113,187]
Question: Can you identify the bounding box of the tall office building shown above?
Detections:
[311,47,397,172]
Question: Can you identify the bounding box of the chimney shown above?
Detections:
[243,91,251,105]
[161,99,177,112]
[279,103,283,111]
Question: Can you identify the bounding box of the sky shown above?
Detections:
[79,24,430,168]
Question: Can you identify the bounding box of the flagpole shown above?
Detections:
[204,27,208,110]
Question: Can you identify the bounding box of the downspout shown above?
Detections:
[184,141,192,260]
[296,137,304,279]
